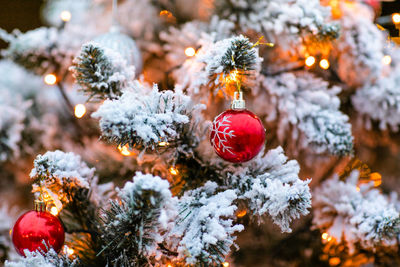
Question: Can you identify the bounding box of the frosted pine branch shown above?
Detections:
[169,182,243,265]
[334,2,385,87]
[313,171,400,252]
[1,27,81,76]
[5,249,76,267]
[30,150,95,209]
[174,35,262,96]
[92,83,195,150]
[214,0,339,46]
[99,172,177,266]
[224,147,311,232]
[71,42,135,101]
[160,17,234,66]
[260,72,353,156]
[352,68,400,131]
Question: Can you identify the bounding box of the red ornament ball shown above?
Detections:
[210,109,265,163]
[12,210,65,256]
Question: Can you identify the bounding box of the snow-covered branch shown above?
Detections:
[71,42,135,100]
[214,0,339,47]
[1,27,81,76]
[92,83,198,150]
[313,171,400,252]
[352,67,400,131]
[224,147,311,232]
[169,181,243,265]
[258,71,353,156]
[99,172,176,266]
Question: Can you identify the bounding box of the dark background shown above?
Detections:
[0,0,400,51]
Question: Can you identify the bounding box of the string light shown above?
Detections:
[9,229,12,236]
[169,166,179,175]
[382,55,392,65]
[319,59,330,70]
[167,264,172,267]
[321,233,329,240]
[185,47,196,57]
[370,172,382,187]
[63,245,74,256]
[329,257,341,266]
[118,144,133,156]
[236,209,247,218]
[225,69,240,84]
[158,141,169,147]
[393,13,400,24]
[44,74,57,85]
[222,262,229,267]
[50,206,59,216]
[60,10,72,22]
[305,56,316,67]
[74,104,86,118]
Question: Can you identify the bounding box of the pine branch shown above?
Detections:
[98,173,177,266]
[70,43,135,101]
[92,83,197,150]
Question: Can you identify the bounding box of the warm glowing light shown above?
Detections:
[321,232,329,240]
[50,206,59,216]
[225,69,240,84]
[319,59,330,70]
[63,245,74,256]
[222,262,229,267]
[356,186,360,192]
[236,209,247,218]
[60,10,72,22]
[9,229,12,236]
[169,166,179,175]
[158,141,169,147]
[329,257,341,266]
[118,144,133,156]
[305,56,316,67]
[393,13,400,24]
[44,74,57,85]
[74,104,86,118]
[167,264,172,267]
[185,47,196,57]
[382,55,392,65]
[370,172,382,187]
[160,10,170,16]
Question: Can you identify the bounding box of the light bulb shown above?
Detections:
[236,209,247,218]
[382,55,392,65]
[50,206,59,216]
[74,104,86,118]
[321,232,329,240]
[44,74,57,85]
[393,13,400,24]
[305,56,316,67]
[185,47,196,57]
[158,141,169,147]
[60,10,72,22]
[169,166,179,175]
[222,262,229,267]
[319,59,330,70]
[118,144,133,156]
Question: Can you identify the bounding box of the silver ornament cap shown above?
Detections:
[231,91,245,110]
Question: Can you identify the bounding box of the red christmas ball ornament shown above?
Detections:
[12,200,65,256]
[210,92,265,163]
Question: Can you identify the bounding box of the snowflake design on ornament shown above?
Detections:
[211,115,236,155]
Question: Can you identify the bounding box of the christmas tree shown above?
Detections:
[1,0,400,266]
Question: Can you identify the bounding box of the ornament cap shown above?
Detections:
[34,200,47,212]
[231,91,245,110]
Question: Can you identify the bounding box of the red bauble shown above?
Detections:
[210,109,265,163]
[12,210,65,256]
